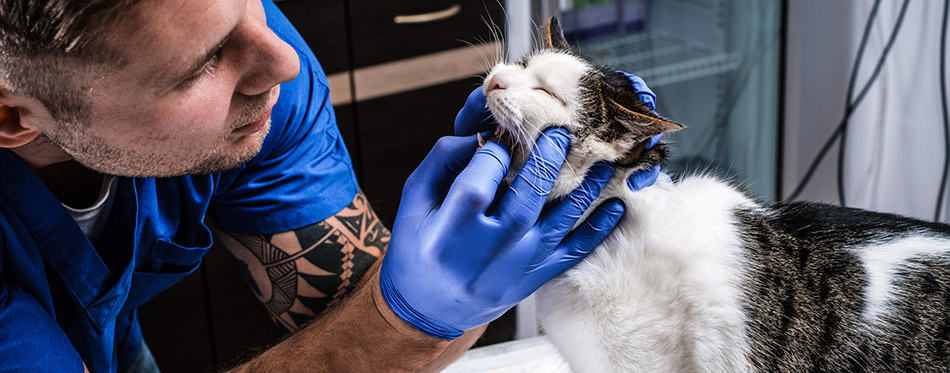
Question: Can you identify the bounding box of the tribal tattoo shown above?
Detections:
[216,191,391,332]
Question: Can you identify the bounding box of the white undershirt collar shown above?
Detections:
[62,175,118,245]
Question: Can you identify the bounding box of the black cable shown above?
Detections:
[787,0,911,202]
[936,0,950,222]
[836,0,883,206]
[838,0,911,206]
[788,0,880,201]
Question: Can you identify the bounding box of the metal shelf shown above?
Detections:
[576,30,741,87]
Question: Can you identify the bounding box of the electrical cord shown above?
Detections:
[787,0,910,202]
[837,0,911,206]
[936,0,950,222]
[836,0,884,207]
[787,0,881,201]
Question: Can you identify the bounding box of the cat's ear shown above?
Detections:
[608,89,684,143]
[543,17,572,51]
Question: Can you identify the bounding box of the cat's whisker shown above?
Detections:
[528,16,547,55]
[496,0,511,64]
[457,38,495,76]
[479,1,507,66]
[464,72,484,80]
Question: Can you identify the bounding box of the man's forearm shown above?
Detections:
[419,325,487,373]
[218,190,486,370]
[229,261,452,372]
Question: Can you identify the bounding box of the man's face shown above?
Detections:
[42,0,300,177]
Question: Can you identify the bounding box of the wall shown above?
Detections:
[785,0,950,222]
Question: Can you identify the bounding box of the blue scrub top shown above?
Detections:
[0,1,359,371]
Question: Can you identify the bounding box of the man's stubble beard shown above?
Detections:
[180,119,271,175]
[46,89,276,178]
[48,119,270,178]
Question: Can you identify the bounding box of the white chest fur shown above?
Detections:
[536,175,759,373]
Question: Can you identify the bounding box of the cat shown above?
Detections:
[482,18,950,372]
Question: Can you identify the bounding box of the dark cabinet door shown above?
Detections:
[358,78,484,226]
[348,0,503,68]
[348,0,503,224]
[277,0,350,75]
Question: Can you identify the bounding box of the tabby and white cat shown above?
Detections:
[483,18,950,372]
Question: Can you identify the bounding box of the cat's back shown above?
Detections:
[740,201,950,372]
[538,175,950,372]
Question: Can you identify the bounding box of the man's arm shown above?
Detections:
[213,190,483,371]
[214,190,388,332]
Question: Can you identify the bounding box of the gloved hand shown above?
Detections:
[627,136,673,190]
[455,72,671,190]
[380,127,626,339]
[454,87,496,136]
[618,71,658,114]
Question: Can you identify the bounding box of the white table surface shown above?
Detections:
[442,336,573,373]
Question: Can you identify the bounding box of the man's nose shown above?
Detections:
[235,19,300,97]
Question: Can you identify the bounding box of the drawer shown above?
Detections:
[275,0,350,75]
[349,0,504,68]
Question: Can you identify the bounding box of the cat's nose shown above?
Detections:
[486,74,509,93]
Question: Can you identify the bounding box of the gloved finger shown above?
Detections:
[617,71,656,112]
[442,140,511,216]
[524,198,625,286]
[455,88,497,136]
[660,171,672,184]
[403,134,483,207]
[627,164,661,191]
[646,134,663,149]
[493,127,570,225]
[535,161,614,253]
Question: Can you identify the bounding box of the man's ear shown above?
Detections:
[0,89,43,148]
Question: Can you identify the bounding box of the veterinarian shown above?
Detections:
[0,0,662,371]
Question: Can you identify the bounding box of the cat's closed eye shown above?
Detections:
[533,87,565,105]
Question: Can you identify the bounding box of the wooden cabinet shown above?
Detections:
[138,1,505,371]
[332,0,504,224]
[276,0,350,74]
[348,1,500,68]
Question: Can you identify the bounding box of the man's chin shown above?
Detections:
[178,126,270,176]
[93,127,269,178]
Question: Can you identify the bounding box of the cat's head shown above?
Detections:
[483,18,683,198]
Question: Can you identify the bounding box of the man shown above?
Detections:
[0,0,662,371]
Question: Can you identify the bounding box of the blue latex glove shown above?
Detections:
[619,71,658,113]
[381,127,626,339]
[617,70,664,152]
[454,88,497,136]
[455,72,669,190]
[617,71,671,188]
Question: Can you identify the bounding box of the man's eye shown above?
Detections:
[179,53,221,88]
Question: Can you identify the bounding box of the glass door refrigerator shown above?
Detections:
[513,0,783,201]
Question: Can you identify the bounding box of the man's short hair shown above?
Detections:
[0,0,143,122]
